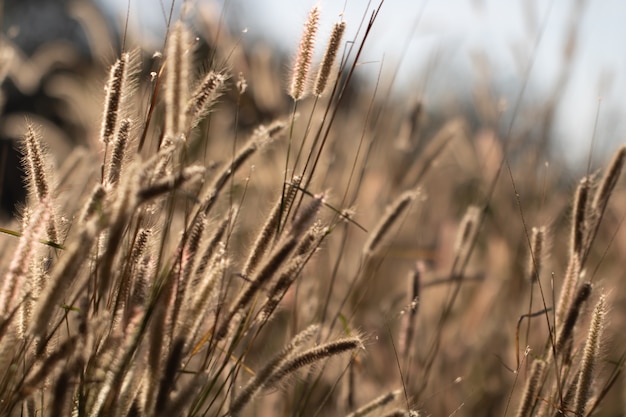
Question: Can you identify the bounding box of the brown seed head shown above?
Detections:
[289,6,320,100]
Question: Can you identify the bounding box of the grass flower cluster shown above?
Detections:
[0,2,625,417]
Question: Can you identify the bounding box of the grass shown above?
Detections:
[0,1,625,416]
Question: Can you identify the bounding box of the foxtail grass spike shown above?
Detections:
[515,359,546,417]
[101,52,129,144]
[527,226,546,283]
[592,145,625,215]
[571,177,589,258]
[165,21,192,139]
[289,5,320,100]
[229,324,319,416]
[314,21,346,97]
[364,190,418,257]
[107,118,132,187]
[574,295,606,417]
[187,71,225,125]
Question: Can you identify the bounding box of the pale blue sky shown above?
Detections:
[102,0,626,163]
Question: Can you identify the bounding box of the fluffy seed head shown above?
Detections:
[571,176,590,258]
[187,71,226,125]
[101,53,129,144]
[574,295,607,417]
[527,226,546,283]
[593,145,625,214]
[364,189,418,257]
[165,21,192,139]
[289,5,320,100]
[314,21,346,96]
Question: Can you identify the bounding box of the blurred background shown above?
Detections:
[100,0,626,165]
[2,0,625,207]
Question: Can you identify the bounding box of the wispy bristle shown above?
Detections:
[289,5,320,100]
[314,21,346,97]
